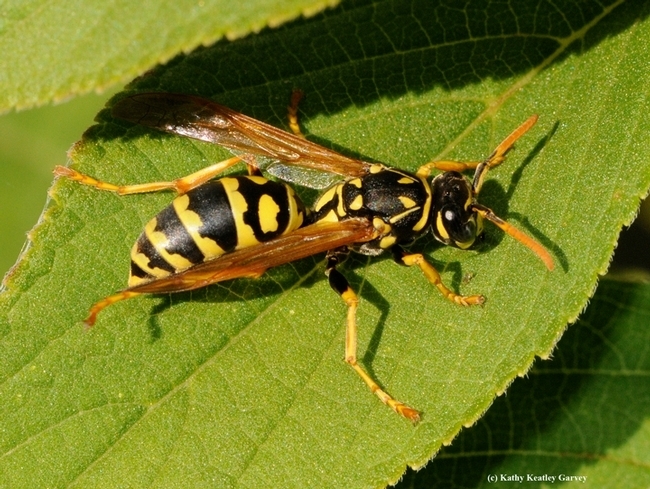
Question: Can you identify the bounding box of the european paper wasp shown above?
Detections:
[54,91,554,423]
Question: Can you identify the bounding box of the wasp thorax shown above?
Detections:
[312,166,432,255]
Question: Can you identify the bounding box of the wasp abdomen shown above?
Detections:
[129,175,307,286]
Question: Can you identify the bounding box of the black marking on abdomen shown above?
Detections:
[134,232,177,274]
[185,180,238,252]
[129,260,152,282]
[154,204,206,265]
[237,177,291,241]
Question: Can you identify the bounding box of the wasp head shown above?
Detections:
[430,171,483,249]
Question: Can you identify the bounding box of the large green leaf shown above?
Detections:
[398,279,650,488]
[2,1,650,487]
[0,0,339,111]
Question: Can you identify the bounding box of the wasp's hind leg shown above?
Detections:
[325,248,421,423]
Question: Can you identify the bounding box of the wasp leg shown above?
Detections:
[287,89,306,138]
[54,155,243,195]
[392,246,485,306]
[82,290,143,327]
[325,248,421,423]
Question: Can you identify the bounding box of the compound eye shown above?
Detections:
[441,205,477,248]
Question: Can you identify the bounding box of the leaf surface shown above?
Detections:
[0,0,339,111]
[398,279,650,488]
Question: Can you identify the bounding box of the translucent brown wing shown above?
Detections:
[127,219,377,295]
[111,92,372,178]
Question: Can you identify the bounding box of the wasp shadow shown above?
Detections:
[143,254,331,339]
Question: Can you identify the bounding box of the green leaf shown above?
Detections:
[0,91,117,277]
[398,279,650,488]
[2,1,650,487]
[0,0,339,111]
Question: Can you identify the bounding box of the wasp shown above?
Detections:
[55,91,554,423]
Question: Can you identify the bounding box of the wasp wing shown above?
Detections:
[111,92,372,179]
[126,219,376,295]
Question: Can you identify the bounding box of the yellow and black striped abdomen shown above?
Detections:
[128,175,308,286]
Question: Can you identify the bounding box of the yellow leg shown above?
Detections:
[396,250,485,306]
[54,155,242,195]
[326,254,420,423]
[487,115,538,165]
[287,89,306,138]
[84,290,143,327]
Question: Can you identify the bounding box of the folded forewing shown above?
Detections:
[127,219,377,295]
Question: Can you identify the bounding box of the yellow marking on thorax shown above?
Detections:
[373,218,391,233]
[398,196,416,208]
[349,194,364,210]
[389,206,420,224]
[412,176,432,232]
[246,175,270,185]
[379,235,397,249]
[348,178,362,188]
